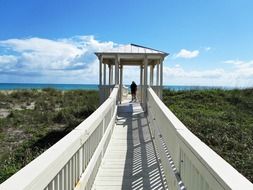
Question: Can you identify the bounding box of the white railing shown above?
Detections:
[147,87,253,190]
[0,86,119,190]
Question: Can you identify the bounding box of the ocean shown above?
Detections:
[0,83,232,91]
[0,83,98,91]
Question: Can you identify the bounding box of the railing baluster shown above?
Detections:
[65,163,69,190]
[75,153,78,186]
[85,140,88,168]
[80,149,82,176]
[59,169,63,190]
[85,139,88,168]
[53,175,58,190]
[83,143,86,170]
[70,159,73,190]
[88,137,91,164]
[76,150,79,184]
[48,181,53,190]
[71,154,76,188]
[75,154,77,186]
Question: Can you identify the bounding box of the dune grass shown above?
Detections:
[0,88,99,183]
[1,87,252,183]
[163,88,253,182]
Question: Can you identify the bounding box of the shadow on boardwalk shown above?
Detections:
[118,102,166,190]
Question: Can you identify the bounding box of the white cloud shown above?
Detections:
[162,60,253,87]
[224,60,253,78]
[0,36,120,83]
[0,55,17,64]
[0,55,18,72]
[175,49,199,59]
[0,37,85,70]
[164,65,224,79]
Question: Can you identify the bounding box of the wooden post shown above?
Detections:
[160,58,163,99]
[143,56,148,111]
[156,60,160,86]
[111,65,114,85]
[160,58,163,87]
[108,65,111,85]
[103,62,107,102]
[103,63,106,85]
[120,65,123,104]
[140,65,143,103]
[99,55,103,104]
[99,56,103,86]
[150,65,154,86]
[115,56,119,85]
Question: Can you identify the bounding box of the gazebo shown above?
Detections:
[95,44,168,108]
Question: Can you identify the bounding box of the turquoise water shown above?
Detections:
[0,83,98,90]
[0,83,233,91]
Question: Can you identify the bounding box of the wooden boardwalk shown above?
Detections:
[92,101,166,190]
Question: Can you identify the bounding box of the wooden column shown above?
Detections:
[120,65,123,103]
[143,56,148,111]
[156,60,160,86]
[99,55,104,104]
[99,56,103,86]
[111,65,113,85]
[108,65,111,85]
[160,58,163,87]
[115,56,119,85]
[160,58,164,99]
[140,65,143,103]
[103,63,106,85]
[150,65,154,86]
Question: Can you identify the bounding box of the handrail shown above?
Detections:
[0,86,119,190]
[147,87,253,190]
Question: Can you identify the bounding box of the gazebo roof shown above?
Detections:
[95,43,168,66]
[95,44,169,56]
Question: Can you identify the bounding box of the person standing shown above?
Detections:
[130,81,137,101]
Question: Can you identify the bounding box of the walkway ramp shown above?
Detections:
[92,101,166,189]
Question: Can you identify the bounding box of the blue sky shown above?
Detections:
[0,0,253,86]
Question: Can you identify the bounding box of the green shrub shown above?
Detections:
[163,88,253,182]
[0,89,99,183]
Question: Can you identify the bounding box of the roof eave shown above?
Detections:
[95,52,169,57]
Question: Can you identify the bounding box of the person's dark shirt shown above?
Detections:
[130,83,137,92]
